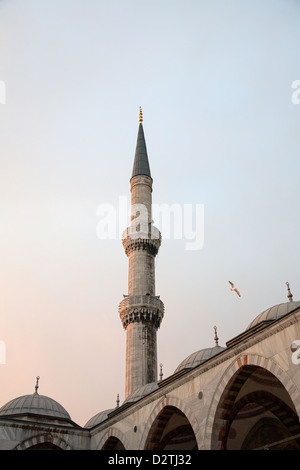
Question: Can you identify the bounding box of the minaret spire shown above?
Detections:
[131,108,151,180]
[119,109,164,399]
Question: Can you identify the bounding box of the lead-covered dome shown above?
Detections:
[174,345,226,374]
[84,409,114,428]
[246,301,300,330]
[124,382,159,404]
[0,393,71,422]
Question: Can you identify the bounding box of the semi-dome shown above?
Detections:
[84,409,113,428]
[174,345,226,374]
[0,393,71,421]
[246,301,300,330]
[124,382,159,404]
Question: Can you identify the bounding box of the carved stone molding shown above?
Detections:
[130,175,153,190]
[119,295,164,329]
[122,231,161,256]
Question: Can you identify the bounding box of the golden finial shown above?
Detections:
[139,106,143,123]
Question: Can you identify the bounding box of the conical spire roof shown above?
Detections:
[131,108,151,180]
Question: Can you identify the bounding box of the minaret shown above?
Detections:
[119,108,164,399]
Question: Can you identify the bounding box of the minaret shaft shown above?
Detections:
[130,175,152,225]
[128,175,155,297]
[125,323,157,399]
[119,115,164,399]
[128,251,155,296]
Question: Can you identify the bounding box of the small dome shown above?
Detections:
[84,409,113,428]
[124,382,158,404]
[246,301,300,330]
[0,393,71,421]
[174,345,226,374]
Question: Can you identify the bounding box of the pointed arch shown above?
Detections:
[97,427,128,450]
[14,433,72,450]
[139,396,200,450]
[204,354,300,449]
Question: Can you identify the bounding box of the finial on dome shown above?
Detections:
[159,363,163,382]
[116,393,120,408]
[139,106,143,123]
[213,326,219,346]
[286,282,293,302]
[35,376,40,394]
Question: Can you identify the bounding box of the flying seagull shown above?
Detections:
[229,281,241,297]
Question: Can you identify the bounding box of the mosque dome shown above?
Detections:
[0,393,71,421]
[84,409,114,428]
[0,378,71,422]
[85,383,160,427]
[174,345,226,374]
[124,382,159,404]
[246,301,300,330]
[174,326,226,374]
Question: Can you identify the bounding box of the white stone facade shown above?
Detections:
[0,305,299,450]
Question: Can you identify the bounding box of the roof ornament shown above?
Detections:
[116,393,120,408]
[35,376,40,394]
[159,363,163,382]
[139,106,143,123]
[213,326,219,346]
[286,282,293,302]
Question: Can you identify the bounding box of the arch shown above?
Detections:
[242,416,300,450]
[97,427,128,450]
[231,390,300,449]
[102,436,125,450]
[205,354,300,450]
[14,433,72,450]
[140,396,199,450]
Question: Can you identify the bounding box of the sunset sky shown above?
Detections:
[0,0,300,426]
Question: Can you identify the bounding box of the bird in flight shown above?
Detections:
[229,281,241,297]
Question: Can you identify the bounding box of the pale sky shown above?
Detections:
[0,0,300,426]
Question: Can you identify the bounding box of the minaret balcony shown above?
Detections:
[119,294,164,329]
[122,225,161,256]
